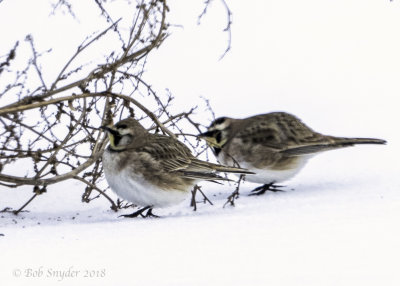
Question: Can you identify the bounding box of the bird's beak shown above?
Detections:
[100,125,122,149]
[198,130,215,138]
[100,125,120,137]
[198,130,219,147]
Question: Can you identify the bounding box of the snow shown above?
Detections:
[1,0,400,285]
[2,146,399,285]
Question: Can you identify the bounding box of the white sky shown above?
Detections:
[145,0,400,141]
[0,0,398,172]
[1,0,399,138]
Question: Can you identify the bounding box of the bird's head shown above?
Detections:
[101,118,147,151]
[198,117,233,154]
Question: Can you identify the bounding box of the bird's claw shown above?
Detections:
[249,183,285,196]
[119,206,159,218]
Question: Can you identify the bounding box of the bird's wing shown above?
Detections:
[142,135,220,172]
[279,142,347,155]
[139,135,194,171]
[232,112,328,152]
[142,135,252,179]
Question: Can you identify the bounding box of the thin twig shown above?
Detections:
[223,174,245,208]
[50,18,122,91]
[73,176,118,211]
[13,193,37,215]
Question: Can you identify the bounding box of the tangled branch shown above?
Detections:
[198,0,232,59]
[0,0,213,214]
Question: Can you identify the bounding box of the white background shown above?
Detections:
[1,0,400,285]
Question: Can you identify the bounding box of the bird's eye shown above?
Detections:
[117,124,128,129]
[214,117,226,126]
[210,117,227,130]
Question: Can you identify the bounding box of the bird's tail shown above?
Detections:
[281,137,386,156]
[210,163,255,174]
[332,137,387,146]
[186,159,255,177]
[182,171,234,182]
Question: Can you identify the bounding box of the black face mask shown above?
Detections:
[199,130,223,144]
[212,146,222,156]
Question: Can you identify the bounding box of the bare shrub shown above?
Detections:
[0,0,222,214]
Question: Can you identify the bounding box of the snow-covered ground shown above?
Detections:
[1,145,399,286]
[1,0,400,285]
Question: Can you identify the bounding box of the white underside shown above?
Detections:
[103,152,188,208]
[239,163,306,184]
[219,155,312,184]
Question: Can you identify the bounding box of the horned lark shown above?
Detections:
[101,118,252,217]
[199,112,386,195]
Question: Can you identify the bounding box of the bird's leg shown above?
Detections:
[224,174,245,207]
[190,185,213,211]
[119,206,152,218]
[249,183,285,196]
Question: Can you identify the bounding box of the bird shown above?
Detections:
[101,118,253,217]
[199,112,386,195]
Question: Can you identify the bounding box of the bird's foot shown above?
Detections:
[190,185,214,211]
[249,183,285,196]
[143,208,160,218]
[119,206,158,218]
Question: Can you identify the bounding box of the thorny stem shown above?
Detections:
[198,0,232,60]
[223,174,245,208]
[0,0,222,214]
[190,184,213,211]
[50,18,122,91]
[73,176,118,211]
[0,92,176,138]
[0,137,108,186]
[1,1,168,111]
[13,193,37,215]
